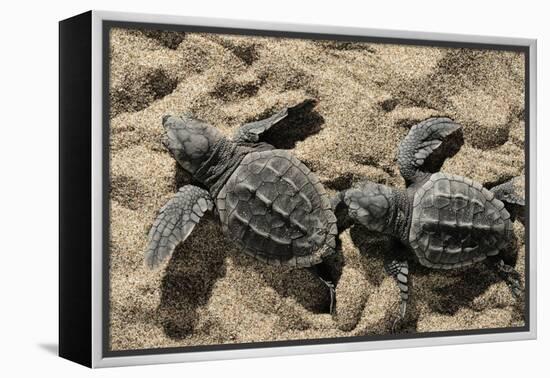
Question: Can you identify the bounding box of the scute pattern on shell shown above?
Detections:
[409,173,512,269]
[217,149,337,267]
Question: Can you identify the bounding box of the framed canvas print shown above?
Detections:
[59,10,537,368]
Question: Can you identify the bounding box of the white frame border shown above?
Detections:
[91,10,537,368]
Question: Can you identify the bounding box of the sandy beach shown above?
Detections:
[108,27,526,351]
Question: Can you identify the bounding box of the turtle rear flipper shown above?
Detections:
[331,191,355,233]
[397,117,461,183]
[488,258,523,298]
[145,185,213,269]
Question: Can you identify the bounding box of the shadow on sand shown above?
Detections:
[157,216,227,339]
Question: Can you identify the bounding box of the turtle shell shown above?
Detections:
[409,173,512,269]
[216,149,337,267]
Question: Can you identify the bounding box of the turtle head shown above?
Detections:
[344,181,393,233]
[161,114,223,175]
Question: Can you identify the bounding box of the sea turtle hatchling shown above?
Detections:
[333,117,525,326]
[145,101,338,312]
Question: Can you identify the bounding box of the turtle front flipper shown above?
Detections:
[233,107,289,143]
[145,185,214,269]
[233,100,317,143]
[397,117,461,184]
[490,176,525,223]
[384,258,410,332]
[490,176,525,206]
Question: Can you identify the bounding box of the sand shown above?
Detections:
[108,27,526,351]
